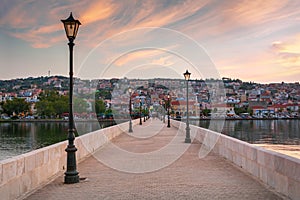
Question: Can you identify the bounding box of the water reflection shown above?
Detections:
[0,121,102,161]
[1,120,299,161]
[193,119,300,145]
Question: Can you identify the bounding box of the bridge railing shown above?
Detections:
[0,119,139,200]
[171,119,300,200]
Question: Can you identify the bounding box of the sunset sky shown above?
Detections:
[1,0,300,83]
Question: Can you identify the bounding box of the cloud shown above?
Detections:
[114,49,165,67]
[76,0,210,47]
[271,36,300,66]
[80,1,115,25]
[151,56,174,66]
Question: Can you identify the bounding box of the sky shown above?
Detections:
[0,0,300,83]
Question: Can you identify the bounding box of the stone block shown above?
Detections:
[259,166,268,184]
[43,149,49,164]
[29,170,39,191]
[16,156,25,177]
[257,149,265,166]
[1,176,21,200]
[283,157,300,181]
[263,151,275,170]
[288,178,300,200]
[2,158,17,183]
[241,157,246,169]
[20,173,32,196]
[46,161,59,178]
[235,154,242,167]
[0,183,9,200]
[24,152,36,173]
[212,143,219,154]
[226,149,233,161]
[244,159,252,174]
[244,145,257,161]
[266,169,276,188]
[59,153,67,171]
[230,140,239,152]
[35,150,44,167]
[274,155,285,175]
[35,165,51,186]
[245,159,260,178]
[49,145,62,162]
[238,143,244,155]
[250,161,260,178]
[274,172,288,195]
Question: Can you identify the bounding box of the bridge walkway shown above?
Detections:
[24,118,287,200]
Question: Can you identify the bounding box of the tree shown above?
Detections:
[95,99,106,114]
[202,108,211,117]
[234,106,248,115]
[36,90,68,118]
[35,100,56,117]
[2,98,30,116]
[74,97,89,113]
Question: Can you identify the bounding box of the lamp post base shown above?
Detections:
[129,120,133,132]
[64,143,79,184]
[184,138,191,143]
[64,172,79,184]
[185,126,191,143]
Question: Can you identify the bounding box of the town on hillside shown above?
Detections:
[0,76,299,120]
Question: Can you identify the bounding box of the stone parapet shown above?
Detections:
[0,119,139,200]
[171,119,300,200]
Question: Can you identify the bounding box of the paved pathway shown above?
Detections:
[24,118,287,200]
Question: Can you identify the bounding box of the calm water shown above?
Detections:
[194,119,300,145]
[0,120,299,161]
[0,121,108,161]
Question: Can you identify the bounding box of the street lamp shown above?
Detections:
[167,94,171,128]
[143,104,146,122]
[128,87,133,132]
[161,100,165,123]
[139,99,142,125]
[184,70,191,143]
[61,12,81,184]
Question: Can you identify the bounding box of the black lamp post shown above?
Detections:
[128,87,133,132]
[184,70,191,143]
[61,12,81,184]
[143,104,146,122]
[167,94,171,128]
[139,99,142,125]
[147,104,150,120]
[162,100,166,123]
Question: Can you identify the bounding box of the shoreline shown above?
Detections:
[0,117,299,123]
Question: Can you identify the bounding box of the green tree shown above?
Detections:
[95,99,106,114]
[234,106,248,115]
[2,98,30,116]
[202,108,211,117]
[35,100,56,117]
[74,97,89,113]
[36,90,68,118]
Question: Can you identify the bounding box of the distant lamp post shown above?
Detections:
[139,99,142,125]
[128,87,133,132]
[184,70,191,143]
[162,100,166,123]
[61,12,81,184]
[143,104,146,122]
[167,94,171,128]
